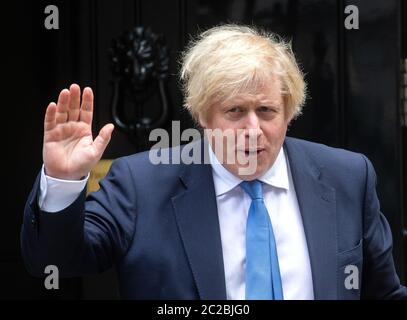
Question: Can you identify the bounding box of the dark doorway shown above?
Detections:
[1,0,405,299]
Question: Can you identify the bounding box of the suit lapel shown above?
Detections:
[284,138,338,299]
[172,160,227,300]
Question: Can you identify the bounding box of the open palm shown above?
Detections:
[43,84,114,180]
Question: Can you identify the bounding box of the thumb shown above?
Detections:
[93,123,114,157]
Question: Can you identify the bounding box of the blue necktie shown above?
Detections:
[241,180,283,300]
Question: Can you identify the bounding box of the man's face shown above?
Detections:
[201,77,290,180]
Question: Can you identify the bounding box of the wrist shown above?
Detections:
[44,167,88,181]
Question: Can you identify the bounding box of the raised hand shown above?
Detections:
[43,84,114,180]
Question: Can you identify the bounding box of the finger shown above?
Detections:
[79,87,94,125]
[44,102,57,132]
[68,83,81,121]
[56,89,70,124]
[93,124,114,157]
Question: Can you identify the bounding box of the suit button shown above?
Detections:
[30,214,36,225]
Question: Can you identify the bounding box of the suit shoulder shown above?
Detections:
[285,137,367,171]
[109,146,185,181]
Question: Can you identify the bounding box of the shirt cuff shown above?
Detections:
[39,165,89,213]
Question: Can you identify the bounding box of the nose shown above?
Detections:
[244,111,261,138]
[245,111,260,128]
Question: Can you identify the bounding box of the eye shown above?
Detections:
[227,106,244,113]
[258,106,275,113]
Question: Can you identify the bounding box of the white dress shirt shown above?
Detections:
[39,165,88,212]
[209,145,314,300]
[39,145,314,300]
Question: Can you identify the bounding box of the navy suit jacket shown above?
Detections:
[21,137,407,299]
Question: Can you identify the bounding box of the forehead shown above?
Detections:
[221,75,283,104]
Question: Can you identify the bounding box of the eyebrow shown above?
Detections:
[225,95,279,102]
[223,99,282,107]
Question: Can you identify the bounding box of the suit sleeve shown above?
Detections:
[21,157,138,278]
[360,155,407,299]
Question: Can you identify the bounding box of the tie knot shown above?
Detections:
[241,180,263,200]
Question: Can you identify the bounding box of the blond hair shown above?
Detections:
[180,24,306,123]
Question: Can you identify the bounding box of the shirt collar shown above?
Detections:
[208,143,290,197]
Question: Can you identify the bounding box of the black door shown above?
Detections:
[1,0,405,299]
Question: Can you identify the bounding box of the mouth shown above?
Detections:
[243,149,265,156]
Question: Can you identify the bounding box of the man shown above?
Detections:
[21,24,407,299]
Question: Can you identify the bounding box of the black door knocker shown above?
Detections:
[110,26,171,148]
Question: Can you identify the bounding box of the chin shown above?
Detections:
[235,166,266,181]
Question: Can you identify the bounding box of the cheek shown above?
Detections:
[260,126,287,153]
[205,114,229,131]
[263,123,287,141]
